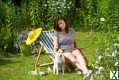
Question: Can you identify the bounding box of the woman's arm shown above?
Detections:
[53,36,63,53]
[53,36,59,50]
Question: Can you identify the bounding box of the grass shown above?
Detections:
[0,32,116,80]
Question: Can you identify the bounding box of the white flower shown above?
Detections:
[100,17,105,21]
[115,62,119,66]
[96,61,99,64]
[113,43,117,46]
[67,6,70,9]
[57,7,60,9]
[69,2,72,5]
[99,66,104,71]
[107,48,109,50]
[64,6,66,8]
[98,55,102,61]
[114,43,119,47]
[96,66,104,75]
[117,36,119,40]
[91,64,95,67]
[44,4,47,7]
[112,52,116,57]
[95,65,99,69]
[114,50,118,54]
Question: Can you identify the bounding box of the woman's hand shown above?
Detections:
[58,49,63,53]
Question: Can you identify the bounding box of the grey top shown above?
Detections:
[54,28,75,52]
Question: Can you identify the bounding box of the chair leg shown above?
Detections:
[34,45,43,71]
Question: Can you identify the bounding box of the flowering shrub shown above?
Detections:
[14,31,41,56]
[39,0,75,29]
[1,0,119,32]
[84,35,119,80]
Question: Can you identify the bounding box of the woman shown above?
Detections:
[53,16,92,76]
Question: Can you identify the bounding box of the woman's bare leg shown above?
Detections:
[63,52,85,72]
[72,49,89,74]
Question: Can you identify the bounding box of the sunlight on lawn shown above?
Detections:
[0,32,117,80]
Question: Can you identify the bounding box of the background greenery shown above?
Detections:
[0,0,119,52]
[0,0,119,80]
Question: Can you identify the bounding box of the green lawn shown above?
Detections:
[0,32,116,80]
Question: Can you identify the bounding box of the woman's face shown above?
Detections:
[58,19,66,31]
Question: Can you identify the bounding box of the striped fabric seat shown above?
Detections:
[38,30,65,74]
[34,30,57,71]
[39,30,55,55]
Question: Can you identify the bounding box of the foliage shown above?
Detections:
[46,0,75,28]
[84,32,119,80]
[74,0,119,31]
[0,1,18,55]
[0,0,75,54]
[14,31,41,56]
[0,0,119,31]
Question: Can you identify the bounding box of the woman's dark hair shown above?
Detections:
[54,16,69,33]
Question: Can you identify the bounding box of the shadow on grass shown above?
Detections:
[0,57,20,66]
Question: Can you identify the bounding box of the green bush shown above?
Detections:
[86,32,119,80]
[0,0,119,55]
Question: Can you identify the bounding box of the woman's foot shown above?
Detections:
[83,70,92,77]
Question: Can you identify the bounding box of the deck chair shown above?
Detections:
[35,30,65,74]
